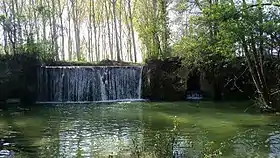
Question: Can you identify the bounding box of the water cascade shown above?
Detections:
[36,66,143,103]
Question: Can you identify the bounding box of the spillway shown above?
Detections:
[36,66,143,103]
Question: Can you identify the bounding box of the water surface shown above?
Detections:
[0,102,279,158]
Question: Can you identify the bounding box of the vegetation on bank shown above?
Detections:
[171,1,280,112]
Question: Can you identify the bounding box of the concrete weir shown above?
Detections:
[36,66,144,103]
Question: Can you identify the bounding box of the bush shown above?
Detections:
[16,41,56,62]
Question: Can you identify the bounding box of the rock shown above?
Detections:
[266,133,280,158]
[186,91,203,100]
[0,150,14,158]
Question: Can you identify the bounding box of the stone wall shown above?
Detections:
[142,57,189,101]
[0,55,263,105]
[141,57,257,101]
[0,54,40,106]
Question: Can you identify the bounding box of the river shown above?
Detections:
[0,101,279,158]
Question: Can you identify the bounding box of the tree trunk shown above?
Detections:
[41,0,47,41]
[119,0,123,60]
[159,0,169,57]
[2,0,9,54]
[67,2,72,61]
[242,38,275,112]
[51,0,59,60]
[124,0,132,61]
[102,22,107,59]
[88,0,93,61]
[128,0,137,62]
[105,0,113,60]
[47,0,53,50]
[71,0,81,60]
[31,0,39,42]
[58,0,65,60]
[96,16,101,61]
[3,31,8,55]
[112,0,121,61]
[11,0,17,53]
[15,0,23,44]
[93,0,99,61]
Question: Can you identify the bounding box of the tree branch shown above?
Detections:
[247,3,280,9]
[224,66,248,93]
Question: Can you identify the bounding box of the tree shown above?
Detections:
[133,0,170,59]
[112,0,121,61]
[58,0,65,60]
[70,0,81,60]
[67,0,73,61]
[0,0,150,62]
[172,0,280,111]
[51,0,59,60]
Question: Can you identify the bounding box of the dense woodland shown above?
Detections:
[0,0,171,62]
[1,0,280,112]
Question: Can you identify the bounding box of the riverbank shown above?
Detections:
[0,54,269,109]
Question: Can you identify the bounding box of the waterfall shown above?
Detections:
[37,66,143,103]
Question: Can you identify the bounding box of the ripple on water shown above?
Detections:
[0,102,279,157]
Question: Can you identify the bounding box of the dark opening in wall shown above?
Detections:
[187,73,201,91]
[186,72,202,100]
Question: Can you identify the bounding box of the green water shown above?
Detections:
[0,101,279,158]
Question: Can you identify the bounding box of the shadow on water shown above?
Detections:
[140,101,280,157]
[0,107,38,157]
[0,101,280,157]
[0,105,60,158]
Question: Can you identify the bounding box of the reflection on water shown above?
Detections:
[0,102,280,158]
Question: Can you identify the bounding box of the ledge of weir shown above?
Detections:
[41,59,143,67]
[35,99,148,105]
[40,65,144,68]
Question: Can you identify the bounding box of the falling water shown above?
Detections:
[36,66,143,103]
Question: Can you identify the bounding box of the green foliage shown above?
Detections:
[0,14,6,22]
[172,0,280,110]
[16,41,56,62]
[0,44,4,54]
[172,3,237,70]
[174,0,188,13]
[173,1,280,64]
[134,0,170,60]
[172,36,204,67]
